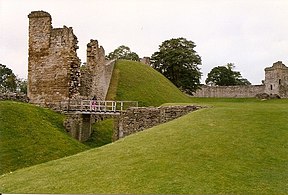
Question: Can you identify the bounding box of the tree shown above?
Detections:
[0,64,27,93]
[150,37,202,94]
[0,64,17,92]
[205,63,251,86]
[17,79,27,94]
[106,45,140,61]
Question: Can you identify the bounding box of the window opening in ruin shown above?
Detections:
[270,85,273,90]
[279,79,281,85]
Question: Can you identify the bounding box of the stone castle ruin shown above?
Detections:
[27,11,287,142]
[28,11,115,108]
[193,61,288,98]
[28,10,288,106]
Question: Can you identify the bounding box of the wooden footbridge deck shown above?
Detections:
[61,100,138,115]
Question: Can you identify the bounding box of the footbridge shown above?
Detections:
[61,99,138,142]
[61,100,138,115]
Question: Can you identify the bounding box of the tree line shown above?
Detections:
[106,37,250,95]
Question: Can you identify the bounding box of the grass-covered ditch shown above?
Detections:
[1,98,287,194]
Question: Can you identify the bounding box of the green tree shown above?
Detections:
[106,45,140,61]
[0,64,17,92]
[150,37,202,94]
[17,79,27,94]
[205,63,251,86]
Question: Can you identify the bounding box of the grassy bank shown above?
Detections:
[0,101,88,175]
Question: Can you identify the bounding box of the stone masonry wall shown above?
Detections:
[63,113,92,142]
[194,61,288,98]
[193,85,265,98]
[80,40,115,100]
[0,92,28,102]
[114,105,202,140]
[28,11,80,108]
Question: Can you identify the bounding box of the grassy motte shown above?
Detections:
[1,99,287,194]
[106,60,191,106]
[0,101,88,175]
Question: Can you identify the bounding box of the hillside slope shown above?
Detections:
[0,101,88,175]
[1,99,287,194]
[106,60,191,106]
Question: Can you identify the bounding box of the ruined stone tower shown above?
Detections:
[264,61,288,98]
[28,11,81,107]
[80,40,115,100]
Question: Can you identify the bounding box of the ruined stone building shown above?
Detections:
[28,11,115,108]
[28,11,80,107]
[80,40,115,100]
[193,61,288,98]
[27,11,287,142]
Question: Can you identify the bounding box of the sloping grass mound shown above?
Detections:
[106,60,191,106]
[1,99,287,194]
[0,101,88,175]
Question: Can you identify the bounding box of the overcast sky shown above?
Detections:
[1,0,288,84]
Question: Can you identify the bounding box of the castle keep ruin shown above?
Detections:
[28,11,81,107]
[28,11,115,108]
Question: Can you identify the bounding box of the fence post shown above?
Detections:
[113,101,116,112]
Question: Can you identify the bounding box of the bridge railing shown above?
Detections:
[60,100,138,113]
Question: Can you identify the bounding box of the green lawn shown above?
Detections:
[0,101,88,175]
[1,98,287,194]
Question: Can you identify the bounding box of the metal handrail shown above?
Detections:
[61,100,138,113]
